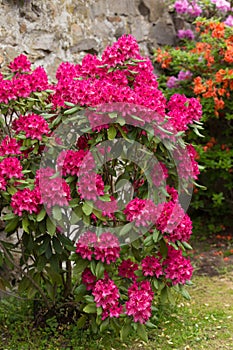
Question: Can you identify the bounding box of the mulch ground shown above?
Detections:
[190,232,233,276]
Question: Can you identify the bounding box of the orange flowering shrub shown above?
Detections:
[154,17,233,234]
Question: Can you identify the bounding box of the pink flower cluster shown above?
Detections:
[167,70,193,89]
[8,54,31,72]
[57,149,91,177]
[0,136,21,156]
[167,94,202,131]
[141,255,163,278]
[175,144,200,180]
[81,268,97,291]
[52,35,166,117]
[174,0,202,16]
[163,246,193,285]
[118,259,139,280]
[0,157,23,182]
[124,198,158,227]
[12,114,50,140]
[11,187,42,216]
[93,277,122,320]
[126,281,154,324]
[156,201,192,242]
[177,29,195,40]
[0,65,49,104]
[95,196,118,219]
[211,0,231,12]
[36,167,71,208]
[76,231,120,264]
[77,172,105,201]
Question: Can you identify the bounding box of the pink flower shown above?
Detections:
[36,168,71,208]
[124,198,158,227]
[12,114,50,140]
[141,256,163,278]
[178,70,193,81]
[0,175,7,191]
[92,278,122,320]
[75,231,97,260]
[81,268,97,291]
[167,76,179,89]
[163,246,193,285]
[77,172,104,201]
[175,144,200,180]
[126,281,154,324]
[225,15,233,26]
[94,232,120,264]
[211,0,231,12]
[11,187,42,216]
[8,54,31,72]
[156,201,190,241]
[167,94,202,131]
[102,34,140,67]
[0,157,23,179]
[57,149,91,177]
[151,162,168,187]
[95,196,118,219]
[118,259,138,280]
[177,29,195,40]
[0,136,21,156]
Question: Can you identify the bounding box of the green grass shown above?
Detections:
[1,273,233,349]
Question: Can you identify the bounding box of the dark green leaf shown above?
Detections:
[136,323,148,342]
[46,216,56,236]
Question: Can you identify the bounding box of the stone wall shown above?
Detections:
[0,0,187,79]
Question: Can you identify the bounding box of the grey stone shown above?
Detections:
[107,0,139,16]
[142,0,165,22]
[70,38,98,53]
[0,0,189,77]
[31,32,58,52]
[149,16,176,46]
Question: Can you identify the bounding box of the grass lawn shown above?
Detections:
[1,271,233,350]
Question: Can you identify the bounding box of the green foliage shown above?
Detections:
[154,17,233,233]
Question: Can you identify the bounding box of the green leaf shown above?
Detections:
[130,114,144,122]
[179,285,191,300]
[95,261,105,279]
[120,321,132,342]
[143,235,153,247]
[145,321,157,329]
[52,236,63,254]
[100,318,109,332]
[52,206,62,221]
[46,216,56,236]
[119,222,134,236]
[63,106,80,115]
[153,229,161,243]
[2,212,17,221]
[7,185,17,195]
[107,125,117,140]
[5,217,19,233]
[76,314,87,329]
[22,217,30,233]
[37,208,46,222]
[182,241,193,250]
[82,201,93,216]
[83,303,97,314]
[136,323,148,342]
[64,101,76,107]
[99,194,111,202]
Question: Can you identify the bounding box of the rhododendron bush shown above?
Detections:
[0,35,201,340]
[154,5,233,233]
